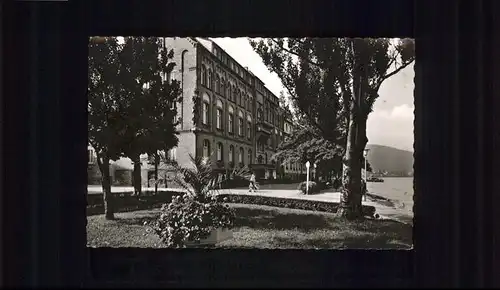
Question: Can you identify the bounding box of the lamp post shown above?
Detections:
[305,161,310,195]
[313,163,317,181]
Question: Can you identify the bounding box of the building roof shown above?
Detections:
[194,37,213,52]
[193,37,293,114]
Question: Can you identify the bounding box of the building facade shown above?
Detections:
[88,37,300,186]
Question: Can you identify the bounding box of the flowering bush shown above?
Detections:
[297,181,320,195]
[148,193,235,248]
[147,153,247,248]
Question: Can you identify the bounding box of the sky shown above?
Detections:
[212,37,415,152]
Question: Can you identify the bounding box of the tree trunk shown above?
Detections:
[97,155,114,220]
[338,54,365,219]
[132,155,142,196]
[338,107,364,220]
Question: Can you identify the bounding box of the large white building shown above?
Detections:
[88,37,305,186]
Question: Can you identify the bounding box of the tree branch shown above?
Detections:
[269,39,324,69]
[376,59,415,90]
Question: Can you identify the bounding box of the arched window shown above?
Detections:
[217,142,223,161]
[247,114,252,140]
[248,150,252,165]
[221,78,226,96]
[228,106,234,134]
[208,69,213,90]
[215,74,220,93]
[203,139,211,158]
[239,90,243,106]
[258,155,263,164]
[257,108,263,121]
[227,82,231,99]
[238,111,244,136]
[202,94,210,125]
[247,96,252,111]
[233,86,238,103]
[216,99,223,130]
[229,145,234,163]
[239,147,244,164]
[201,65,207,86]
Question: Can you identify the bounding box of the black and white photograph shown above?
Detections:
[87,37,415,249]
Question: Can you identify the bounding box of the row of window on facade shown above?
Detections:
[201,95,253,138]
[201,139,304,170]
[200,65,253,110]
[211,49,252,84]
[261,101,283,128]
[202,140,254,165]
[200,64,287,131]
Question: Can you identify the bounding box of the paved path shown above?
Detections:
[87,184,413,225]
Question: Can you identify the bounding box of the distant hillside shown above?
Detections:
[366,144,414,175]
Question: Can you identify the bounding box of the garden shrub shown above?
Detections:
[113,170,132,186]
[147,193,236,248]
[144,153,248,248]
[297,181,320,195]
[216,194,376,217]
[316,181,328,191]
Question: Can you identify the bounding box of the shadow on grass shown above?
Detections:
[232,206,333,230]
[230,205,413,249]
[113,210,160,226]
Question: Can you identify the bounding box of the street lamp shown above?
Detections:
[313,163,317,181]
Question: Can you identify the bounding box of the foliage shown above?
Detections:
[118,37,182,156]
[250,37,415,219]
[145,153,250,247]
[272,118,344,175]
[88,37,125,163]
[168,153,250,203]
[148,194,236,248]
[88,36,127,219]
[117,37,182,195]
[297,181,320,195]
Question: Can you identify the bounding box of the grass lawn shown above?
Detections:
[87,203,412,249]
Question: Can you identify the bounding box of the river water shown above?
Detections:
[367,177,414,215]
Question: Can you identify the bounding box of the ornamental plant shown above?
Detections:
[147,153,249,247]
[148,194,235,248]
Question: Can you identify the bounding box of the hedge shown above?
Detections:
[216,194,376,217]
[86,191,377,218]
[86,190,184,216]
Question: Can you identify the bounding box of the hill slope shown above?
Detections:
[366,144,414,175]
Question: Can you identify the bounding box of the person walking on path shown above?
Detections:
[248,172,257,193]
